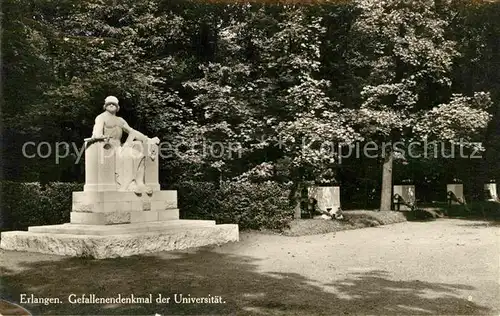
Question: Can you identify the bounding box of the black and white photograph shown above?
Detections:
[1,0,499,314]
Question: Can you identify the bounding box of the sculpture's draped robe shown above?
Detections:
[92,112,145,191]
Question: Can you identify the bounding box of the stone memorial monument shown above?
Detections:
[1,96,239,258]
[484,181,499,201]
[308,186,342,218]
[393,183,415,211]
[447,180,464,205]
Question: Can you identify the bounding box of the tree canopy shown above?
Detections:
[2,0,498,205]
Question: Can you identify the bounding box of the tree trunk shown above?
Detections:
[293,182,303,219]
[294,202,302,219]
[380,152,394,211]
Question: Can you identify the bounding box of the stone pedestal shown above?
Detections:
[71,191,178,224]
[393,185,415,211]
[0,139,239,258]
[484,183,498,201]
[447,184,464,205]
[308,186,341,213]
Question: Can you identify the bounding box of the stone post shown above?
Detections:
[144,143,161,192]
[294,203,302,219]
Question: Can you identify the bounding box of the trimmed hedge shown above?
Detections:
[1,181,83,231]
[219,181,295,230]
[449,201,500,219]
[2,181,294,232]
[173,181,221,221]
[175,181,295,230]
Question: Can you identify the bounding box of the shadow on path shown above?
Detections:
[0,248,492,315]
[455,221,500,227]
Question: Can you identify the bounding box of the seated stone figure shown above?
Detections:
[89,96,159,194]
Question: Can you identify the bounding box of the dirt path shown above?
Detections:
[1,219,499,315]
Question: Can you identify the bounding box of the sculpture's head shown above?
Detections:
[103,96,120,113]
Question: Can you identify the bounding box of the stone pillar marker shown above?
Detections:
[308,186,341,216]
[393,183,415,211]
[484,181,498,201]
[447,183,464,205]
[0,95,239,259]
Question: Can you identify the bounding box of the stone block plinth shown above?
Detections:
[72,191,177,212]
[1,186,239,258]
[69,209,180,225]
[27,220,217,235]
[1,221,239,259]
[71,191,178,224]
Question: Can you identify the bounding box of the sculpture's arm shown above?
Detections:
[91,115,105,138]
[120,118,160,158]
[120,118,150,142]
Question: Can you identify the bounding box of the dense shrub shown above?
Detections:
[1,181,83,231]
[173,181,222,221]
[2,180,294,231]
[218,181,295,230]
[174,181,295,230]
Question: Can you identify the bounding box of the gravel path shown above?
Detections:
[1,218,499,315]
[214,218,500,314]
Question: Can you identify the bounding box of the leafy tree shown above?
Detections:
[349,0,491,210]
[449,0,500,197]
[180,5,359,191]
[2,0,66,181]
[2,0,193,181]
[3,0,498,212]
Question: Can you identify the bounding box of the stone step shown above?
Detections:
[70,209,180,225]
[28,220,216,236]
[1,224,239,259]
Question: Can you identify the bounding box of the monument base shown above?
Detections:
[0,220,239,259]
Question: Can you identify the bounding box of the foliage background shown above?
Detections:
[2,0,499,212]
